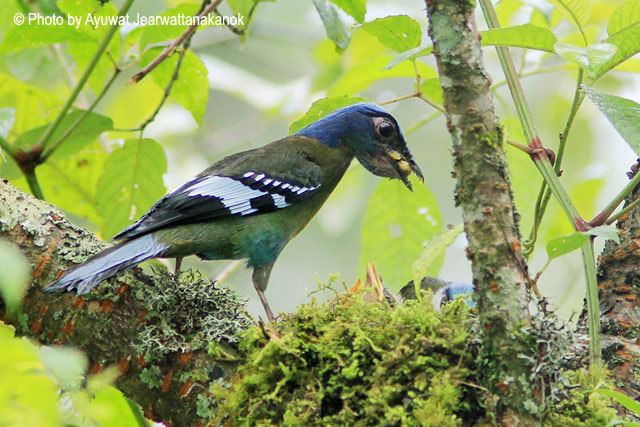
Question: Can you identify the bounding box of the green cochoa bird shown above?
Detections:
[45,103,423,321]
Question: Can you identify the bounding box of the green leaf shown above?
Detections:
[330,0,366,23]
[420,78,444,107]
[140,3,202,48]
[411,224,463,288]
[0,72,60,135]
[0,330,61,425]
[584,225,620,244]
[0,22,82,53]
[582,86,640,156]
[141,49,209,125]
[0,240,30,315]
[555,42,618,78]
[328,56,436,96]
[88,387,149,427]
[546,233,588,260]
[592,25,640,79]
[15,110,112,161]
[360,15,422,53]
[37,144,106,225]
[481,24,558,53]
[547,0,590,31]
[0,321,16,341]
[594,389,640,416]
[39,346,87,391]
[68,40,118,94]
[360,178,443,292]
[608,0,640,37]
[0,108,15,139]
[313,0,351,50]
[95,138,167,240]
[385,45,432,70]
[289,96,367,134]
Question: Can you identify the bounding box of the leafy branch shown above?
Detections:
[0,0,135,199]
[129,0,223,84]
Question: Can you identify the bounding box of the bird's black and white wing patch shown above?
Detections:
[114,171,321,240]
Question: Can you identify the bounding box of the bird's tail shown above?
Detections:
[45,234,168,294]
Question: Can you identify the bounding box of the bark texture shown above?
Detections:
[424,0,535,421]
[0,180,249,425]
[593,181,640,400]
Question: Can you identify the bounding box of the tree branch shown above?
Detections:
[0,180,249,425]
[587,172,640,403]
[424,0,535,420]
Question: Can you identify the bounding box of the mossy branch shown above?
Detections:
[424,0,536,421]
[0,180,249,425]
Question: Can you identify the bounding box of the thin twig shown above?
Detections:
[590,170,640,226]
[214,8,244,35]
[607,198,640,225]
[214,260,242,283]
[24,171,44,199]
[129,0,223,84]
[405,111,443,135]
[34,0,135,152]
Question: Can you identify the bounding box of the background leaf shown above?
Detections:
[481,24,558,53]
[15,110,113,160]
[548,0,590,32]
[0,240,29,315]
[87,387,148,427]
[584,225,620,244]
[411,224,463,288]
[555,42,617,78]
[360,15,421,53]
[313,0,351,51]
[141,50,209,125]
[385,45,432,69]
[330,0,366,23]
[583,86,640,155]
[0,108,15,139]
[608,0,640,37]
[95,138,167,240]
[0,324,61,426]
[360,178,443,292]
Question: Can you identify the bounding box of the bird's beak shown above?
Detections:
[387,149,424,191]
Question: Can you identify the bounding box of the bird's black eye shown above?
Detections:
[377,120,395,138]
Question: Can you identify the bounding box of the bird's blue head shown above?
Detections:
[296,102,423,190]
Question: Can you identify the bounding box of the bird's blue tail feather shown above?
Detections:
[45,234,167,294]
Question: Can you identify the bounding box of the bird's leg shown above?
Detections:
[174,257,183,276]
[252,264,276,323]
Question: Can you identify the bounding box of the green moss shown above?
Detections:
[545,368,617,426]
[211,293,480,425]
[209,291,621,425]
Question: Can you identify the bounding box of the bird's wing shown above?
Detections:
[114,157,323,240]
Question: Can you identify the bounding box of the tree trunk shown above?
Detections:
[592,171,640,400]
[424,0,535,422]
[0,179,249,425]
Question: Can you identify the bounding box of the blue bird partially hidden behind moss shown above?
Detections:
[45,103,423,322]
